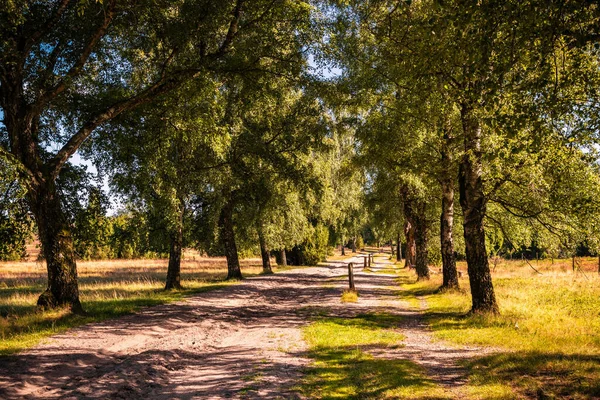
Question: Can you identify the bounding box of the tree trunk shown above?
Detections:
[279,249,287,266]
[412,202,430,281]
[258,228,272,274]
[219,200,242,280]
[403,211,416,269]
[28,181,83,313]
[396,232,402,262]
[165,209,184,290]
[351,237,357,253]
[459,104,498,314]
[4,83,83,313]
[439,117,459,290]
[440,183,459,291]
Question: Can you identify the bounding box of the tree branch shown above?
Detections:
[23,0,71,55]
[48,68,200,180]
[562,30,600,48]
[213,0,244,57]
[31,0,117,114]
[37,40,65,90]
[239,0,276,32]
[492,196,544,219]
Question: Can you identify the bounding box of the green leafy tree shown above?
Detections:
[93,78,226,288]
[0,0,315,310]
[73,187,113,260]
[202,75,331,275]
[327,0,600,313]
[0,157,34,260]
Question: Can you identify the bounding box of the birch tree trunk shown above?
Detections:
[459,104,498,314]
[258,228,272,274]
[219,200,242,280]
[404,221,416,269]
[165,207,184,290]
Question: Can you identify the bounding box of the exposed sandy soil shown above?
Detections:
[0,255,489,399]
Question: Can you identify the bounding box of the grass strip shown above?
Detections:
[300,312,451,399]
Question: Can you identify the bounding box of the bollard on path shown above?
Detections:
[348,262,356,291]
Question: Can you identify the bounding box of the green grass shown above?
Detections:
[372,267,400,275]
[0,257,271,356]
[300,312,451,399]
[326,275,349,281]
[395,259,600,399]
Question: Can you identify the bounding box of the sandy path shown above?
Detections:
[366,257,490,392]
[0,255,486,399]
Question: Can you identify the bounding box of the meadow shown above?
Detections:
[0,253,268,355]
[299,254,600,399]
[2,252,600,399]
[396,257,600,399]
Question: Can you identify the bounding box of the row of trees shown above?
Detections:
[328,0,600,313]
[0,0,367,311]
[1,0,599,316]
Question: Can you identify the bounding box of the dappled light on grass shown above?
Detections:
[0,257,266,355]
[304,313,405,348]
[395,258,600,398]
[303,351,449,400]
[301,313,451,399]
[466,352,600,399]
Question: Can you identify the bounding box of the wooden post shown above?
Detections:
[348,262,356,291]
[363,255,367,269]
[397,238,402,262]
[368,253,372,268]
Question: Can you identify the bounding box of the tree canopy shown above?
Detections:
[0,0,599,314]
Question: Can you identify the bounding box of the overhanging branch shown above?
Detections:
[31,0,117,115]
[48,69,200,180]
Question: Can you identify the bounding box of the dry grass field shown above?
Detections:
[393,256,600,399]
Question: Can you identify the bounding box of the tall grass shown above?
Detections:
[397,257,600,399]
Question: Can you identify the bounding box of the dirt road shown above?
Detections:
[0,255,482,399]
